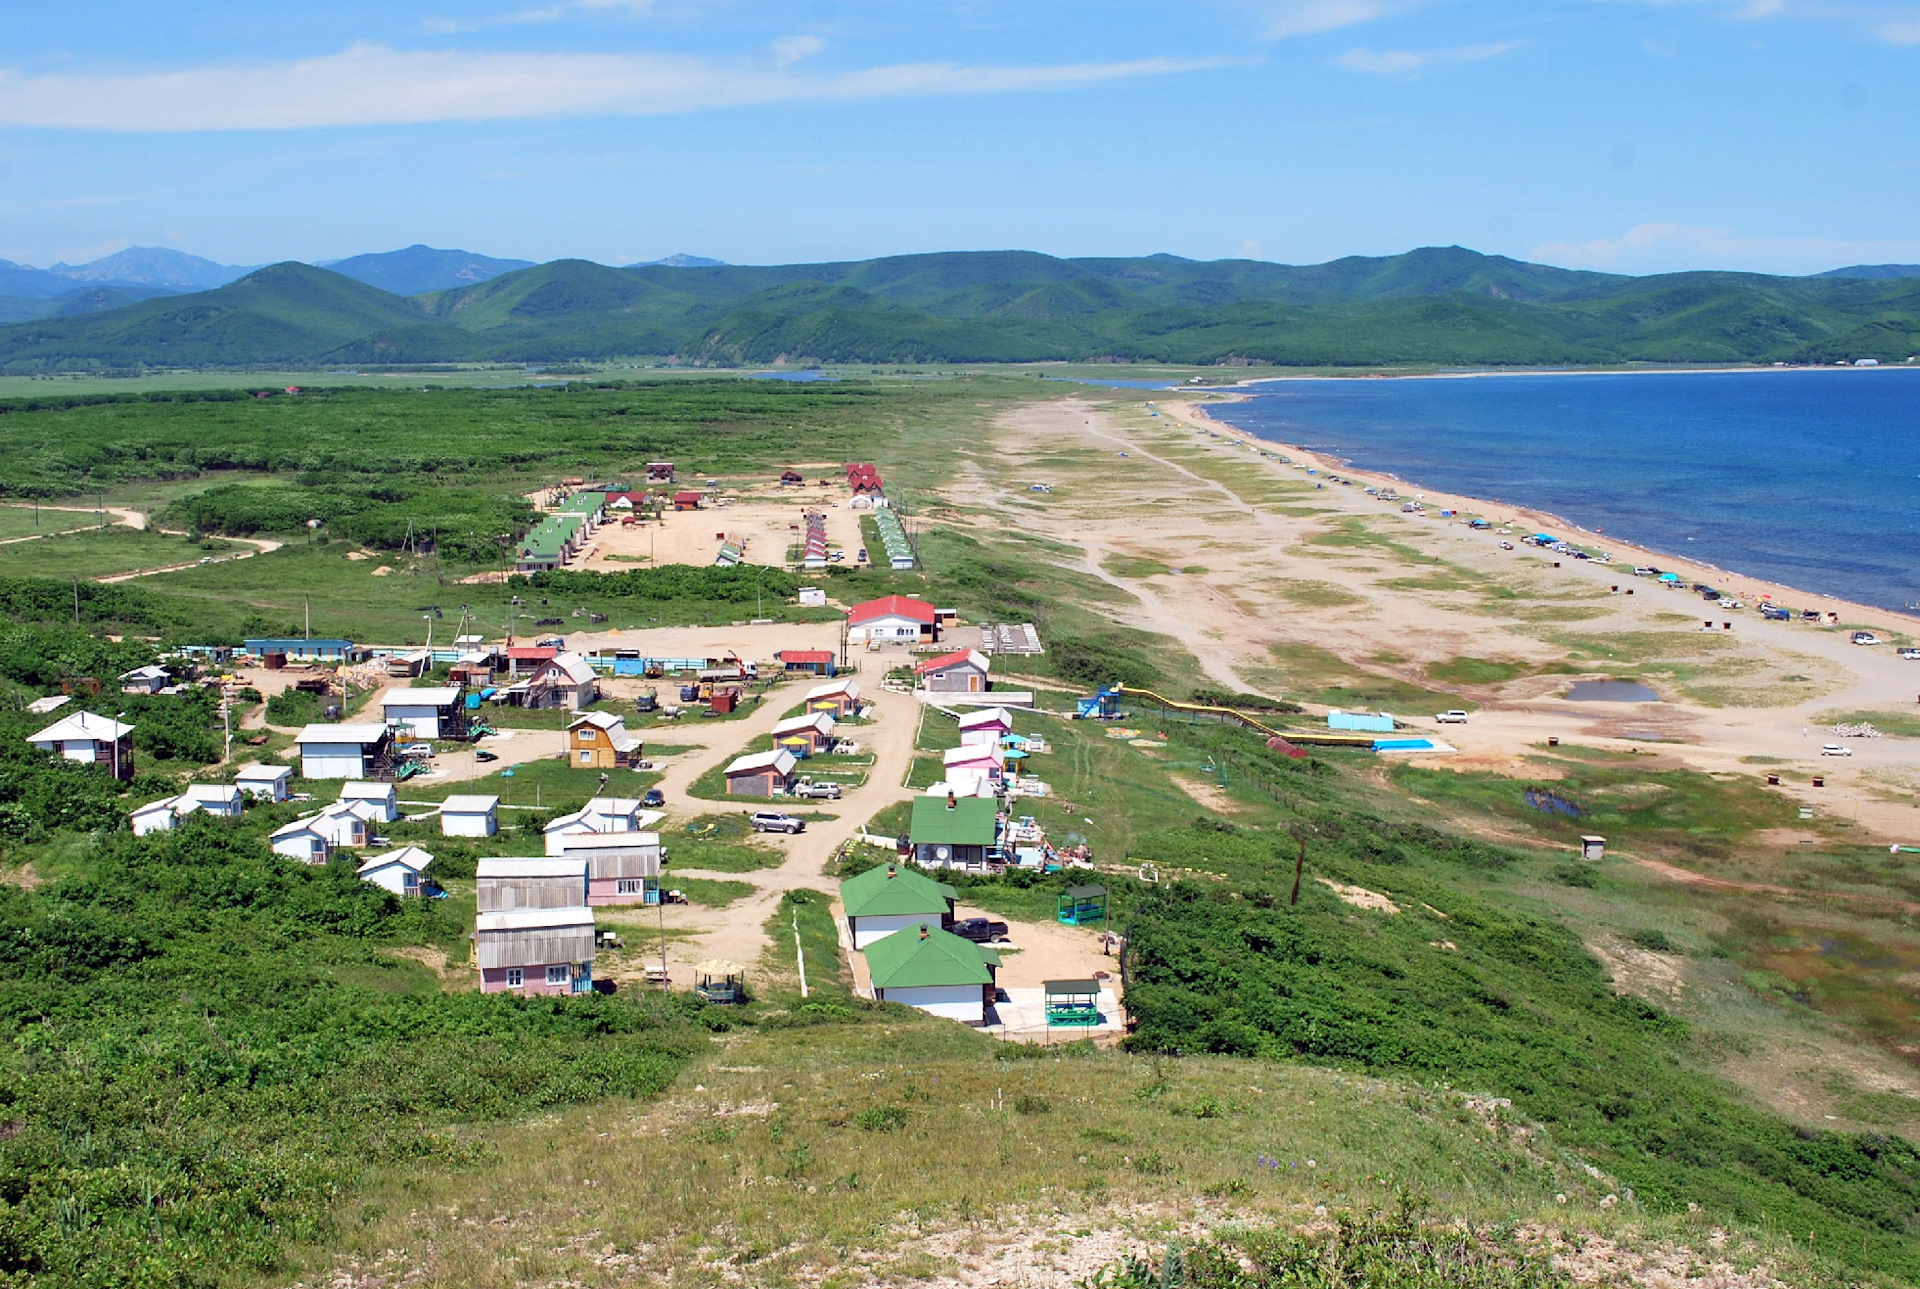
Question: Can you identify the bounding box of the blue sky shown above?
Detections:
[2,1,1918,275]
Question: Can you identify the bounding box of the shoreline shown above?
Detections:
[1170,395,1918,631]
[1173,362,1920,390]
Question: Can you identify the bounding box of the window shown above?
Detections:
[402,872,419,892]
[505,968,524,988]
[579,750,594,763]
[616,878,648,895]
[546,965,570,986]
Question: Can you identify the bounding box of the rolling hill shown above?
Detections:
[4,246,1920,371]
[321,244,536,295]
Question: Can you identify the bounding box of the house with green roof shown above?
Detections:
[840,861,956,950]
[909,794,1000,872]
[866,921,999,1023]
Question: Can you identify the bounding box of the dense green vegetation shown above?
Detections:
[517,564,798,604]
[5,248,1920,370]
[0,825,704,1287]
[161,483,536,560]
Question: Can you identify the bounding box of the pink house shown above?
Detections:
[955,707,1013,747]
[475,907,596,995]
[942,743,1006,783]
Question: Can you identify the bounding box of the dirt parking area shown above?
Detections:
[579,485,866,571]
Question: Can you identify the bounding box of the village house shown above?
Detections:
[779,469,804,486]
[505,644,558,678]
[243,637,362,666]
[955,707,1013,747]
[357,847,435,896]
[554,831,663,905]
[910,793,1001,871]
[568,711,642,769]
[476,857,590,911]
[379,686,468,740]
[803,677,862,718]
[306,801,376,850]
[774,649,836,677]
[129,783,246,836]
[234,762,292,801]
[542,797,660,854]
[294,723,394,780]
[269,816,334,864]
[839,862,957,950]
[671,490,705,511]
[338,780,399,823]
[846,595,938,645]
[118,665,172,695]
[913,648,990,693]
[475,906,596,996]
[28,711,135,780]
[771,711,837,758]
[942,742,1007,785]
[645,461,675,483]
[440,794,499,837]
[865,922,998,1024]
[723,748,798,796]
[527,652,600,709]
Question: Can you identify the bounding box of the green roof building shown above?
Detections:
[909,794,999,871]
[841,862,955,949]
[865,921,998,1023]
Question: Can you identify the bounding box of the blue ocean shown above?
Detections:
[1199,370,1920,614]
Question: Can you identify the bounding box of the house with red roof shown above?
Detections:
[775,649,837,677]
[847,595,938,645]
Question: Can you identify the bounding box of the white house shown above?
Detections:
[956,707,1013,747]
[542,798,663,855]
[234,763,292,801]
[529,652,600,709]
[440,794,499,837]
[270,816,333,864]
[119,665,172,695]
[305,802,375,850]
[845,595,937,644]
[338,781,399,823]
[864,922,997,1023]
[379,686,466,739]
[29,711,136,780]
[132,782,248,834]
[357,846,435,896]
[295,723,393,780]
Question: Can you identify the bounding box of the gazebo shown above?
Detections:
[1044,979,1102,1028]
[1057,884,1108,926]
[694,958,747,1004]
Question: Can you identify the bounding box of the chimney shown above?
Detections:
[885,864,896,879]
[947,790,957,811]
[919,924,930,940]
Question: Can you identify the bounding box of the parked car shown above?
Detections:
[1852,631,1881,646]
[1498,541,1515,550]
[1435,710,1470,724]
[1761,605,1792,620]
[950,917,1010,944]
[1899,647,1920,660]
[750,811,806,834]
[1821,744,1853,757]
[791,780,842,800]
[641,788,665,807]
[396,743,434,760]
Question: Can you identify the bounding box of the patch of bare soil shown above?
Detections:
[1589,938,1688,1004]
[1316,878,1399,913]
[0,863,40,890]
[1172,774,1247,815]
[385,945,457,981]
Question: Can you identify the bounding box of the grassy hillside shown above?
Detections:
[7,247,1920,371]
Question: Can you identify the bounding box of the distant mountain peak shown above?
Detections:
[644,253,728,268]
[45,246,253,291]
[320,245,536,296]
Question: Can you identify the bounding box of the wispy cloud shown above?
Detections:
[1532,222,1920,275]
[1878,17,1920,42]
[767,35,825,68]
[1336,40,1518,75]
[424,0,682,33]
[0,43,1228,132]
[1255,0,1397,39]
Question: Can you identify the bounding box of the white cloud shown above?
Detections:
[1258,0,1394,39]
[1878,17,1920,42]
[1336,41,1518,75]
[1531,222,1920,275]
[0,43,1228,132]
[768,34,825,68]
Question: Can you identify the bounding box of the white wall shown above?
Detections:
[877,983,984,1023]
[272,835,327,862]
[360,865,418,895]
[238,774,290,801]
[384,706,443,739]
[850,912,944,950]
[300,747,366,779]
[442,810,496,837]
[36,739,102,765]
[131,809,176,837]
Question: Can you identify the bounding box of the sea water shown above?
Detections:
[1204,369,1920,614]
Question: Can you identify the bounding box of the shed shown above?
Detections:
[119,665,171,694]
[840,862,957,949]
[338,780,399,823]
[29,711,136,780]
[129,785,241,836]
[556,831,663,905]
[270,816,333,864]
[672,491,705,511]
[1580,835,1607,861]
[295,723,393,780]
[244,637,360,665]
[865,922,998,1023]
[476,857,590,911]
[723,748,798,797]
[25,695,70,716]
[380,686,468,740]
[803,678,862,718]
[913,648,990,693]
[475,906,596,995]
[909,794,1000,871]
[358,846,435,896]
[441,794,500,837]
[234,762,292,801]
[1058,884,1108,926]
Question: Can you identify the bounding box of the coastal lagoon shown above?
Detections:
[1207,369,1920,614]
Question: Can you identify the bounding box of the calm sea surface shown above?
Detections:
[1200,370,1920,614]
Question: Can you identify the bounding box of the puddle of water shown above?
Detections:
[1566,679,1660,703]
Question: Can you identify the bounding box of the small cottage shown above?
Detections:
[840,862,956,950]
[913,648,990,693]
[476,857,590,911]
[779,469,804,486]
[269,816,334,864]
[339,781,399,823]
[846,595,937,644]
[955,707,1013,747]
[771,711,837,757]
[672,491,705,511]
[774,649,836,677]
[358,846,435,896]
[28,711,135,780]
[910,793,1000,871]
[440,794,499,837]
[119,665,172,695]
[475,906,596,995]
[942,742,1006,784]
[555,831,664,905]
[307,802,374,850]
[803,678,862,719]
[568,711,642,769]
[244,637,361,665]
[528,652,600,709]
[379,686,467,740]
[295,723,393,780]
[234,762,292,801]
[865,922,998,1023]
[645,461,675,482]
[723,748,798,797]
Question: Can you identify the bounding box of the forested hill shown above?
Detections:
[4,246,1919,370]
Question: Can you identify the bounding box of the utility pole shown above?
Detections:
[1290,830,1307,906]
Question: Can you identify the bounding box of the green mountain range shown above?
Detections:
[4,246,1919,371]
